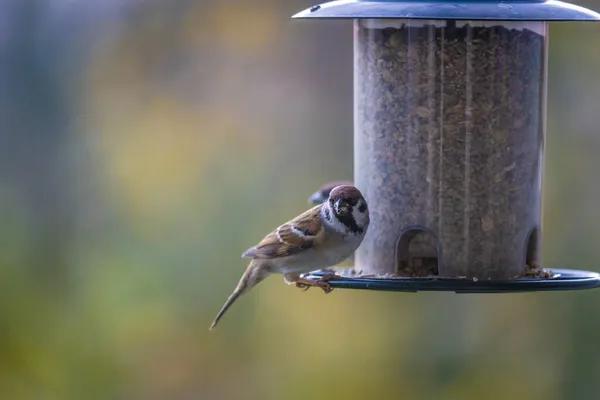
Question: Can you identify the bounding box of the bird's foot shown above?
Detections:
[295,278,312,292]
[319,273,341,282]
[294,274,340,294]
[314,273,341,294]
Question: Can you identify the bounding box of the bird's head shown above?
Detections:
[324,185,369,236]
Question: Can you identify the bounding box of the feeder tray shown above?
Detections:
[305,269,600,293]
[292,0,600,293]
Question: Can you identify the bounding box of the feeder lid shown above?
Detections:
[292,0,600,21]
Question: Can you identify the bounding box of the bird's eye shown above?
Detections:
[335,200,349,214]
[358,202,366,213]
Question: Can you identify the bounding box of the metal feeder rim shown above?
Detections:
[292,0,600,22]
[305,268,600,293]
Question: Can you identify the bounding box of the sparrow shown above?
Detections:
[209,185,369,330]
[308,180,354,205]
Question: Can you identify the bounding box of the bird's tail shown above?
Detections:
[209,260,268,330]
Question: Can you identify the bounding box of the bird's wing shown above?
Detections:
[241,205,323,259]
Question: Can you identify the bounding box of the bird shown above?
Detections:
[308,180,354,205]
[209,185,369,330]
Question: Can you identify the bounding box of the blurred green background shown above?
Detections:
[1,1,600,399]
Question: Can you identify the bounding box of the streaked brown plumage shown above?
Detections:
[242,205,324,259]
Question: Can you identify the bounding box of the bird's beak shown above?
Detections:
[309,191,325,205]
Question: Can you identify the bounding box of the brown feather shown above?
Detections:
[328,185,363,202]
[209,259,269,330]
[241,205,323,259]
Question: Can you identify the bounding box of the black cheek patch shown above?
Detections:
[358,203,366,213]
[336,210,361,234]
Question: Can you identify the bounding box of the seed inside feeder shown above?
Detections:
[354,20,546,279]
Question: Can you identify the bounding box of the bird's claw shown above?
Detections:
[316,281,334,294]
[315,273,340,294]
[295,282,311,291]
[319,273,341,282]
[294,273,340,294]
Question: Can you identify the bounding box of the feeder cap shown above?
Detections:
[292,0,600,21]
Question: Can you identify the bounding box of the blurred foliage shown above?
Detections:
[1,0,600,399]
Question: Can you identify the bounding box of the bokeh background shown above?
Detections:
[1,1,600,399]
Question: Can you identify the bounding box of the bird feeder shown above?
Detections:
[293,0,600,292]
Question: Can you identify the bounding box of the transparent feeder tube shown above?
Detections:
[354,19,548,279]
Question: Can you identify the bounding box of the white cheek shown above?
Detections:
[322,204,345,232]
[353,210,367,228]
[334,203,341,215]
[352,203,369,229]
